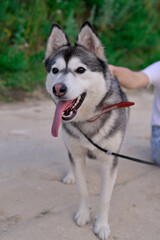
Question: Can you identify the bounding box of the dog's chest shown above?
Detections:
[63,110,123,154]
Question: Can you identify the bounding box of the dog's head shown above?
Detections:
[44,22,110,137]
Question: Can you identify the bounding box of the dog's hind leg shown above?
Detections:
[62,169,75,184]
[73,152,90,227]
[62,151,75,184]
[94,157,118,240]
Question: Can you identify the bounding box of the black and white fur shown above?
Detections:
[44,22,129,240]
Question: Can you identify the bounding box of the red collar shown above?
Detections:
[87,101,135,122]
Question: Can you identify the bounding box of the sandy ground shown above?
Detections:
[0,90,160,240]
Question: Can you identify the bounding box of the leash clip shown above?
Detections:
[105,150,113,155]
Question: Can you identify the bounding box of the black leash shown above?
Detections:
[77,127,159,167]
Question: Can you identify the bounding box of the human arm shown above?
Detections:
[108,65,150,89]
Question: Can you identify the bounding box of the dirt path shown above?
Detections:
[0,90,160,240]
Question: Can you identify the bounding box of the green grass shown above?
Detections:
[36,210,51,218]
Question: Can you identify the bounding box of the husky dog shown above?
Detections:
[44,22,129,240]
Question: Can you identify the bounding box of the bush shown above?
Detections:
[0,0,159,99]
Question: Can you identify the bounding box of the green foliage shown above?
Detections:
[0,0,160,100]
[94,0,160,69]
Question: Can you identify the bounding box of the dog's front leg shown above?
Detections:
[73,151,90,227]
[94,157,118,240]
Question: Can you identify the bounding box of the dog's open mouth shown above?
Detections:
[51,92,86,137]
[62,92,86,121]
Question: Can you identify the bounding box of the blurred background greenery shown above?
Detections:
[0,0,159,100]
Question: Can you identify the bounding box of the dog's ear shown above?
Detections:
[45,23,70,59]
[76,22,106,62]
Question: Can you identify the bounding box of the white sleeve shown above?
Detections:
[142,61,160,88]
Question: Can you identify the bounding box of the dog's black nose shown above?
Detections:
[52,83,67,97]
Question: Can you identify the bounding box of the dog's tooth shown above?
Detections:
[73,99,79,109]
[76,96,81,105]
[69,111,73,116]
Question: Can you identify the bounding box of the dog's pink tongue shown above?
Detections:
[51,100,73,137]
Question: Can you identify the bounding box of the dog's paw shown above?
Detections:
[74,209,90,227]
[62,171,75,185]
[94,223,110,240]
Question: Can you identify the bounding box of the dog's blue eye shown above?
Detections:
[76,67,86,74]
[52,68,59,74]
